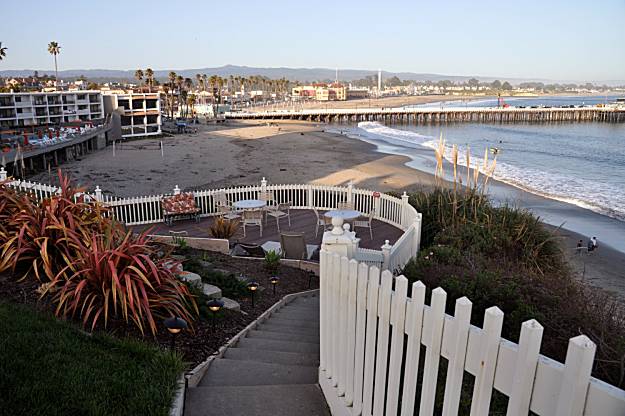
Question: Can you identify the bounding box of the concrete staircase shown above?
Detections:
[185,294,329,416]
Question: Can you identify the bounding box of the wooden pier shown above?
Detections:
[226,107,625,124]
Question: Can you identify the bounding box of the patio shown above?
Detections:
[131,209,404,254]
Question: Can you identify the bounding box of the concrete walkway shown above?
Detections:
[185,294,330,416]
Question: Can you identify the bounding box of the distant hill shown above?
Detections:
[1,65,622,86]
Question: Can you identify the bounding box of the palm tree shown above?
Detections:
[47,41,61,89]
[134,69,144,87]
[187,94,196,118]
[168,71,177,118]
[145,68,154,92]
[0,42,7,61]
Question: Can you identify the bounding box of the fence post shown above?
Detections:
[381,240,392,270]
[173,185,180,195]
[94,186,102,201]
[0,167,6,181]
[260,177,267,195]
[401,191,409,228]
[307,185,314,209]
[413,214,422,256]
[347,180,353,205]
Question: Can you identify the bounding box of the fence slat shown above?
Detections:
[506,319,543,416]
[470,306,504,416]
[352,262,370,415]
[555,335,596,416]
[344,259,359,406]
[372,270,393,416]
[385,275,408,416]
[441,296,472,416]
[337,256,350,395]
[400,281,426,416]
[419,287,447,416]
[362,266,380,416]
[319,251,328,372]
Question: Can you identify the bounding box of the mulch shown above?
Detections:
[0,249,319,369]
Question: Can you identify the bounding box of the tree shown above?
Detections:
[491,79,502,90]
[134,69,144,86]
[47,41,61,89]
[468,78,479,88]
[0,42,6,61]
[87,82,100,90]
[168,71,177,118]
[502,81,513,90]
[145,68,154,92]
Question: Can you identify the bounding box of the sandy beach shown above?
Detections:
[28,120,625,300]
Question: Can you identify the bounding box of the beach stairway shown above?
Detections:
[184,294,330,416]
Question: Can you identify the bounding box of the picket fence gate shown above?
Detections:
[319,250,625,416]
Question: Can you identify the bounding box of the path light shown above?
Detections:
[247,281,259,308]
[270,276,280,296]
[207,298,224,330]
[164,317,188,351]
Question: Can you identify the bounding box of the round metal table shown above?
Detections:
[324,209,362,235]
[233,199,266,209]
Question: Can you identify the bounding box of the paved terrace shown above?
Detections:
[131,209,403,254]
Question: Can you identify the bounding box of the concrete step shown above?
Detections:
[199,359,317,386]
[273,311,320,322]
[185,384,330,416]
[236,337,320,354]
[202,283,222,299]
[259,322,320,336]
[269,317,320,328]
[224,347,319,367]
[281,304,319,311]
[221,296,240,312]
[247,329,319,344]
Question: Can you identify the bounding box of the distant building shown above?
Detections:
[102,92,161,139]
[0,91,103,128]
[291,83,347,101]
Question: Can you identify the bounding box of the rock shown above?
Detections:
[202,283,222,299]
[163,260,183,275]
[178,271,202,290]
[198,260,214,271]
[221,297,240,312]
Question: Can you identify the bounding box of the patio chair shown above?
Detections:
[353,210,375,240]
[280,232,318,260]
[242,209,263,238]
[266,202,291,231]
[313,207,332,237]
[259,191,275,221]
[337,201,354,210]
[216,204,241,221]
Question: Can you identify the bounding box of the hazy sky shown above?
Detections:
[1,0,624,81]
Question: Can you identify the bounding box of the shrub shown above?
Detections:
[209,217,239,239]
[264,250,281,273]
[42,229,198,335]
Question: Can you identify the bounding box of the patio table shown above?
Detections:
[324,209,362,235]
[233,199,266,210]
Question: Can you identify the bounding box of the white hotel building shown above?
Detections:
[0,91,104,128]
[102,92,162,139]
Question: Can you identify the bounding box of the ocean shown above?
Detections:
[332,96,625,252]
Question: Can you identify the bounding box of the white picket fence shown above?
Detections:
[319,251,625,416]
[1,173,422,270]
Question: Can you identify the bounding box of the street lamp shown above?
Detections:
[207,299,224,330]
[247,281,259,308]
[163,316,188,351]
[269,276,280,296]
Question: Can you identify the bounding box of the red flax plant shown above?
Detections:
[42,229,198,335]
[0,170,110,281]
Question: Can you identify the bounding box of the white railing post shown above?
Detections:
[173,185,180,195]
[260,177,267,195]
[307,184,314,208]
[347,180,353,205]
[381,240,392,270]
[94,186,102,201]
[0,166,6,181]
[413,214,422,256]
[401,191,409,228]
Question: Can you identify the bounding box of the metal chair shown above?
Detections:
[242,209,263,238]
[353,210,375,240]
[216,204,241,221]
[313,207,331,237]
[266,202,291,231]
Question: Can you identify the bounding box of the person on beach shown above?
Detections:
[576,239,583,255]
[592,236,598,251]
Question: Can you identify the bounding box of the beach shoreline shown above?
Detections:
[26,119,625,298]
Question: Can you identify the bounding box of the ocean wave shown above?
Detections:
[354,122,625,222]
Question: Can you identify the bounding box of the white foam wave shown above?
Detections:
[354,122,625,222]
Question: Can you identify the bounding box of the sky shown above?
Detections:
[1,0,624,82]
